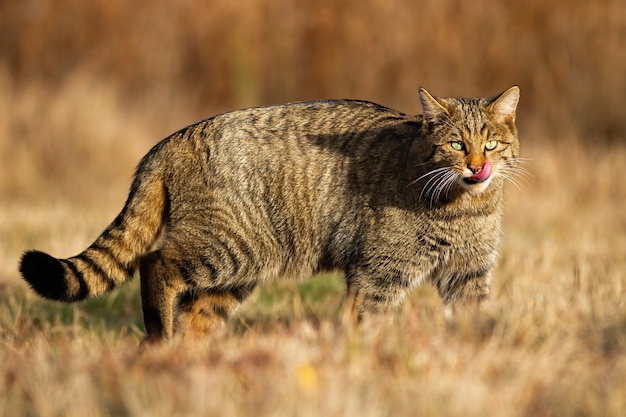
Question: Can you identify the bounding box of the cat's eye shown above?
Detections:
[450,141,464,151]
[485,140,498,150]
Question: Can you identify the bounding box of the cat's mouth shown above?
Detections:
[462,161,492,185]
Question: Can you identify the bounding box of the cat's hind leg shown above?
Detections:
[174,284,256,340]
[139,251,188,343]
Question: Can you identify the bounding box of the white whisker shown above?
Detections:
[499,173,524,191]
[431,171,458,208]
[421,170,450,201]
[406,166,450,189]
[408,166,459,208]
[494,158,532,191]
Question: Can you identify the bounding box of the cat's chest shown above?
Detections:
[369,207,500,260]
[418,212,501,268]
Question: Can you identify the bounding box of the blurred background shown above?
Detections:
[0,0,624,203]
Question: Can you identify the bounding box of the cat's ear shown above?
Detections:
[419,88,450,121]
[489,86,520,124]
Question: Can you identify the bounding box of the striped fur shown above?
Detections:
[19,87,521,342]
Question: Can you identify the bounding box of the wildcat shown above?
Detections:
[19,86,521,342]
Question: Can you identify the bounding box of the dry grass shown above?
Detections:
[1,1,626,416]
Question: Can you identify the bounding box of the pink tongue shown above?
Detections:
[470,161,492,182]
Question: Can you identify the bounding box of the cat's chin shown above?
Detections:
[459,176,493,194]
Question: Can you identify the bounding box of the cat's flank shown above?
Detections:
[20,87,521,342]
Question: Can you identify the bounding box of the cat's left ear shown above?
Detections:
[419,87,450,122]
[488,86,520,124]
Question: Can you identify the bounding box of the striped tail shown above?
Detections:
[19,173,167,302]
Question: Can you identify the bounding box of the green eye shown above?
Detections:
[451,141,464,151]
[485,140,498,150]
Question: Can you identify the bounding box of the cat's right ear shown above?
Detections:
[489,86,520,125]
[419,88,450,122]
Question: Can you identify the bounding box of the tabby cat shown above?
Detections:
[19,86,521,342]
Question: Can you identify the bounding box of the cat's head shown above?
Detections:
[416,86,520,200]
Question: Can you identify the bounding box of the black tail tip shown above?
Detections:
[19,250,69,301]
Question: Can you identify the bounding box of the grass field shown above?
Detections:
[1,88,625,416]
[1,1,626,415]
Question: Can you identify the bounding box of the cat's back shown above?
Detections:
[154,99,419,178]
[210,99,417,144]
[170,99,421,197]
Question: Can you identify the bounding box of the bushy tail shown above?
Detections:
[19,173,167,302]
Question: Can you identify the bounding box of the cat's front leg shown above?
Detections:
[342,270,412,326]
[433,267,492,307]
[341,282,365,326]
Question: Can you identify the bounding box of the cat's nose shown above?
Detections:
[468,164,483,174]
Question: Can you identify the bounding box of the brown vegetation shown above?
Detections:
[1,1,625,416]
